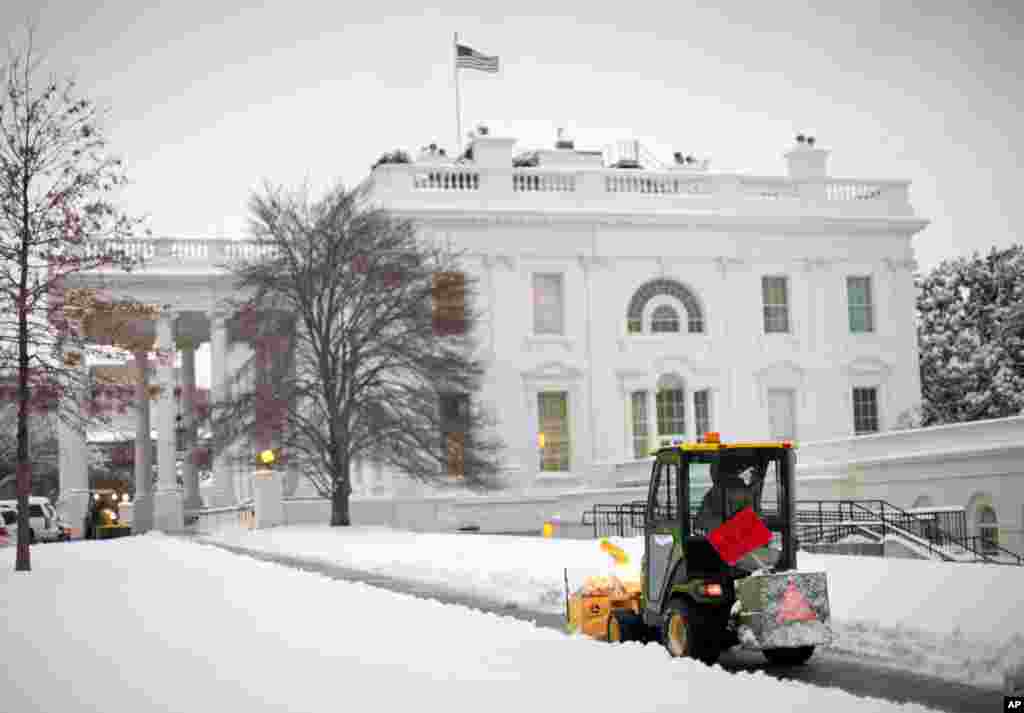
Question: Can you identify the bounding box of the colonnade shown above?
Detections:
[56,305,391,534]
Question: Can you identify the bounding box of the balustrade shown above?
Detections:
[72,166,913,278]
[412,168,480,191]
[512,171,576,193]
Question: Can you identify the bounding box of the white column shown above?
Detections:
[210,313,235,505]
[180,341,203,511]
[154,310,183,531]
[57,351,90,538]
[132,350,154,534]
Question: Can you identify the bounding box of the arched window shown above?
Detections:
[651,305,681,333]
[977,504,999,553]
[626,279,704,334]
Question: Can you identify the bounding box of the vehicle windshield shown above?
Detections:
[690,452,786,550]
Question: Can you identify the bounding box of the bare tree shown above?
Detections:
[0,30,143,570]
[205,182,505,525]
[0,401,58,498]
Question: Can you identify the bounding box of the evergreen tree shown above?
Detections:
[917,244,1024,425]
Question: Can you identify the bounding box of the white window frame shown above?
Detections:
[650,304,682,334]
[656,387,686,439]
[537,390,571,472]
[532,273,565,336]
[694,389,712,437]
[847,275,875,334]
[641,295,688,335]
[630,390,650,459]
[439,392,470,479]
[852,386,880,435]
[762,275,790,334]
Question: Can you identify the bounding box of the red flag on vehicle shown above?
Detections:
[707,506,773,565]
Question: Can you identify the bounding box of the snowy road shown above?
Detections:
[198,536,1002,713]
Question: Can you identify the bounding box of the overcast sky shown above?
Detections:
[4,1,1022,388]
[5,0,1021,271]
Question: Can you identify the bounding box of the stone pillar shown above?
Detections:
[210,313,235,505]
[57,350,90,538]
[154,310,183,532]
[180,341,203,511]
[282,341,300,498]
[252,466,284,528]
[132,350,154,534]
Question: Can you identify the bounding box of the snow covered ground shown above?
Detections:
[1,532,944,713]
[207,524,1024,691]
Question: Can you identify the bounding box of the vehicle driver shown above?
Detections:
[695,466,756,531]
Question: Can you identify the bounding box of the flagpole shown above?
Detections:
[454,32,463,155]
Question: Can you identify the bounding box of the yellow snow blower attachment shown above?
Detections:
[565,539,643,639]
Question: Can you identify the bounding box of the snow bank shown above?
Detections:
[207,525,1024,690]
[0,534,941,713]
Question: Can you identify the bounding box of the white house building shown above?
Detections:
[58,126,1023,558]
[364,128,928,492]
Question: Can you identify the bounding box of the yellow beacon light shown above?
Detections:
[258,449,276,466]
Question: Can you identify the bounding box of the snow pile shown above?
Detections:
[798,551,1024,691]
[0,534,942,713]
[208,525,1024,690]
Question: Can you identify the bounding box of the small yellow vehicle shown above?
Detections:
[567,432,833,666]
[84,489,132,540]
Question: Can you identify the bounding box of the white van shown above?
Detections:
[0,506,18,547]
[0,497,65,543]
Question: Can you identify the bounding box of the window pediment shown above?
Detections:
[842,357,892,378]
[522,360,585,382]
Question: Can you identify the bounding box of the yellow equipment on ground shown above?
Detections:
[567,576,643,640]
[565,538,642,639]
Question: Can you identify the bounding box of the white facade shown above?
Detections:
[364,130,929,492]
[65,127,982,543]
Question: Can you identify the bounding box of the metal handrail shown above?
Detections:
[582,498,1023,566]
[186,500,255,533]
[796,499,1023,566]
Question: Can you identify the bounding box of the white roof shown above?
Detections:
[88,428,212,443]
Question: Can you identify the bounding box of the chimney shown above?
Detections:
[555,128,575,150]
[784,134,829,180]
[467,125,517,167]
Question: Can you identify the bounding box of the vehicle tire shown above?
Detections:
[607,610,644,644]
[663,598,721,665]
[763,646,815,665]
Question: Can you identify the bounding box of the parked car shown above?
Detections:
[0,506,18,547]
[0,497,67,543]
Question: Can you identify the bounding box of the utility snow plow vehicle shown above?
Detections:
[568,433,833,666]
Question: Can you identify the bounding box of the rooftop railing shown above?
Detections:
[80,238,281,273]
[369,163,916,218]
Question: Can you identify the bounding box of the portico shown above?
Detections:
[57,243,398,534]
[57,263,262,533]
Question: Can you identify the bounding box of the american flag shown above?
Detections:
[456,43,499,73]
